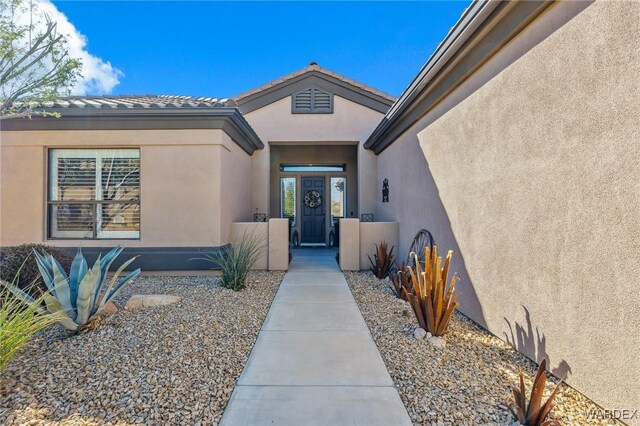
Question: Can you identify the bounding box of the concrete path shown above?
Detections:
[220,249,411,426]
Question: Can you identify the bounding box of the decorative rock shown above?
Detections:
[98,302,118,316]
[344,271,618,426]
[414,327,427,340]
[1,272,285,426]
[125,294,182,310]
[428,335,446,349]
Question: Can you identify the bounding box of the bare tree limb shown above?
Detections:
[0,1,82,117]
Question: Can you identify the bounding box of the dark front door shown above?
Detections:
[301,176,325,244]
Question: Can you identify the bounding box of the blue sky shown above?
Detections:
[53,1,471,98]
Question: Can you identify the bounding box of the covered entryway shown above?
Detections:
[270,144,358,246]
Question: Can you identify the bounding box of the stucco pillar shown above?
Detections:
[268,218,289,271]
[339,219,360,271]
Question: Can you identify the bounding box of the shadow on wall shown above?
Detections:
[377,0,598,360]
[379,135,488,330]
[504,306,572,379]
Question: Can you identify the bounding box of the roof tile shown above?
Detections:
[24,94,235,110]
[233,63,396,102]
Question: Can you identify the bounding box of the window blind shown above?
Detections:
[49,149,140,239]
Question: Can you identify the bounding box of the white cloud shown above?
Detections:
[8,0,123,95]
[38,0,123,95]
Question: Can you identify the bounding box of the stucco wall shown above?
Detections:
[220,133,253,243]
[359,222,399,271]
[0,129,250,248]
[243,95,384,218]
[229,222,269,270]
[376,0,639,414]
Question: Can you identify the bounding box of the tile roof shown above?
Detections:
[29,95,237,110]
[233,63,397,103]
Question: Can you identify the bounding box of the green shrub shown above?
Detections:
[198,234,266,291]
[0,244,74,297]
[1,278,60,371]
[6,246,141,332]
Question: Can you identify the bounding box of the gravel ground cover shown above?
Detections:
[345,272,619,426]
[1,271,285,425]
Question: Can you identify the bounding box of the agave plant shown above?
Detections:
[511,359,562,425]
[368,241,395,279]
[6,246,140,331]
[389,263,412,300]
[403,244,460,337]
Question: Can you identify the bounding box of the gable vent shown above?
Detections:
[292,86,333,114]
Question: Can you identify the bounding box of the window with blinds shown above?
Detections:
[292,86,333,113]
[48,149,140,239]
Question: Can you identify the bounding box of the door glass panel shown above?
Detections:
[280,164,346,172]
[281,177,296,220]
[331,177,346,220]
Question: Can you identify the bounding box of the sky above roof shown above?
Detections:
[50,1,472,99]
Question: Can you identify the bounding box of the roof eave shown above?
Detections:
[1,107,264,155]
[365,0,554,154]
[233,66,397,114]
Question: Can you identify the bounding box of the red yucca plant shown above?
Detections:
[511,359,562,426]
[389,263,412,300]
[403,244,459,337]
[368,241,395,279]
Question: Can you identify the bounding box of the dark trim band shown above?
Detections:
[1,108,264,155]
[56,246,229,271]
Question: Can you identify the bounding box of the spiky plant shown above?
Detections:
[1,278,60,371]
[5,246,140,332]
[368,241,395,279]
[389,263,412,300]
[0,244,74,298]
[198,233,266,291]
[511,359,562,426]
[403,244,460,337]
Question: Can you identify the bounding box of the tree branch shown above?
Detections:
[0,19,57,85]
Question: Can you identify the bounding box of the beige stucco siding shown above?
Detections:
[0,145,46,243]
[244,95,384,143]
[243,95,384,218]
[219,132,253,243]
[139,144,220,246]
[0,129,251,248]
[376,0,639,413]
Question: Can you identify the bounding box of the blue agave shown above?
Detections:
[7,246,140,331]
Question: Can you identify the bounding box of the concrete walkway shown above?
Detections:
[220,249,411,426]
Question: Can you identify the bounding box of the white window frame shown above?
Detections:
[330,176,347,222]
[280,177,297,222]
[49,148,140,239]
